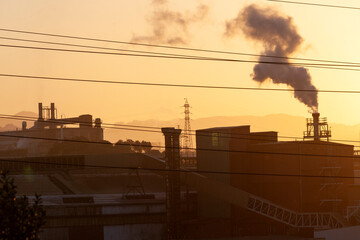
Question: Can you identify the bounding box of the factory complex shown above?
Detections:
[1,103,360,240]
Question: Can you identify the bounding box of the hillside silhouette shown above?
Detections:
[1,112,359,148]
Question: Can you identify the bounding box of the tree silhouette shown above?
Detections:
[141,141,152,154]
[115,139,153,154]
[115,139,132,153]
[133,140,142,153]
[0,171,46,240]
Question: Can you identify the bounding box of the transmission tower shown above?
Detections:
[182,98,193,158]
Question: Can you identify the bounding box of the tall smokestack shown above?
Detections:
[38,103,43,120]
[162,127,182,239]
[50,103,55,120]
[312,112,320,141]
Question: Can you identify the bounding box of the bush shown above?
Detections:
[0,171,46,240]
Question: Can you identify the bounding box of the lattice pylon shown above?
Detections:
[182,98,193,158]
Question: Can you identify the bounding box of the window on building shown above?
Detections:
[212,132,219,147]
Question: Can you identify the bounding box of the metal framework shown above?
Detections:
[319,166,342,207]
[247,195,344,229]
[122,157,146,199]
[181,99,193,158]
[122,168,146,199]
[303,114,331,141]
[39,102,57,120]
[345,205,360,223]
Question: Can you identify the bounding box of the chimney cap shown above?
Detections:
[312,112,320,117]
[161,127,182,134]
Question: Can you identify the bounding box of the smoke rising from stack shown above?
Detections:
[225,4,318,112]
[152,0,167,4]
[132,1,209,45]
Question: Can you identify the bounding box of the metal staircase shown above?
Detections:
[320,164,342,206]
[247,194,345,229]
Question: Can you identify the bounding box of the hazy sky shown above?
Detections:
[1,0,360,126]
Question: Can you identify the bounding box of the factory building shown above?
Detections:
[0,103,103,157]
[3,105,360,239]
[196,113,358,237]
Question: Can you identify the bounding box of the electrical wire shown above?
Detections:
[2,43,360,72]
[0,36,358,146]
[0,114,160,130]
[0,36,221,61]
[1,27,360,66]
[0,132,358,159]
[2,113,360,148]
[0,25,358,179]
[3,73,360,94]
[0,158,358,179]
[267,0,360,10]
[0,114,309,148]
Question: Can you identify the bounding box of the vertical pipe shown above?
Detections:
[38,102,43,120]
[313,113,320,141]
[60,124,64,140]
[22,121,27,130]
[162,127,182,240]
[50,103,55,120]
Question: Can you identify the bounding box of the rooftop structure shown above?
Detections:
[0,103,103,157]
[303,113,331,141]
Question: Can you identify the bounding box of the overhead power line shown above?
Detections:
[1,28,360,69]
[267,0,360,10]
[0,115,323,147]
[2,73,360,144]
[0,114,160,130]
[1,32,360,67]
[2,73,360,94]
[0,158,358,179]
[2,43,360,71]
[0,133,358,159]
[3,42,360,73]
[0,36,220,61]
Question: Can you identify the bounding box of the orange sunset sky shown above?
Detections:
[1,0,360,127]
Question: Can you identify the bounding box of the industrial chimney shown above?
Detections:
[50,103,55,120]
[312,112,320,141]
[22,121,27,131]
[304,112,331,141]
[38,102,43,120]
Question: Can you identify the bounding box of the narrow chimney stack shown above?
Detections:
[312,112,320,141]
[50,103,55,120]
[22,121,27,130]
[38,102,43,120]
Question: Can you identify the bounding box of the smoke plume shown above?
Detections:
[225,4,318,112]
[132,2,209,45]
[152,0,167,4]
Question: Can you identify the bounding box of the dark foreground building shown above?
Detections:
[195,113,359,238]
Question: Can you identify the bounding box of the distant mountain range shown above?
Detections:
[0,111,38,131]
[105,114,360,148]
[2,112,360,148]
